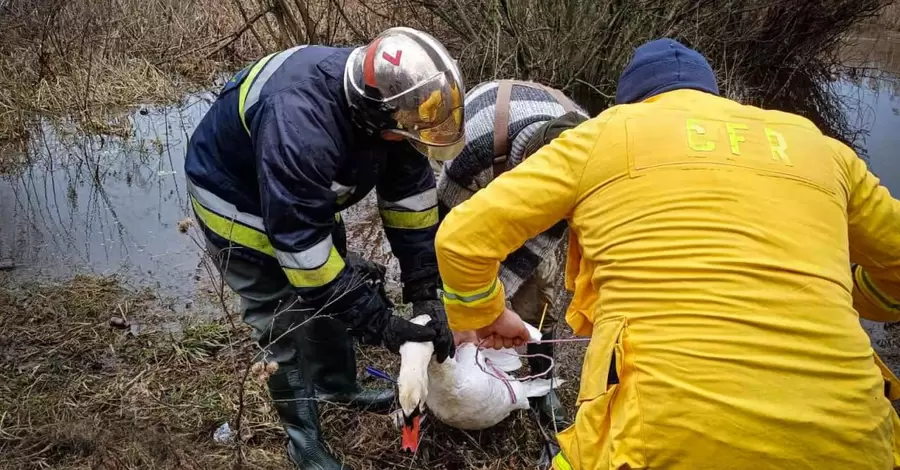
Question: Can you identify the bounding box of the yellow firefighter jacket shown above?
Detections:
[436,89,900,469]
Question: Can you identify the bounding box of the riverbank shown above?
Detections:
[0,272,584,469]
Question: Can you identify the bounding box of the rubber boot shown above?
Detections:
[267,358,349,469]
[527,331,570,432]
[300,315,395,413]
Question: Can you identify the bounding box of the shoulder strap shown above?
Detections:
[491,80,580,178]
[492,80,514,178]
[544,86,579,114]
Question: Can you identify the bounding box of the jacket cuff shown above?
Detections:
[443,279,506,331]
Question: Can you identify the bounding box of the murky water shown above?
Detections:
[0,95,201,300]
[0,90,399,302]
[0,93,214,301]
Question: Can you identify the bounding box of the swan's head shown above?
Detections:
[396,314,434,452]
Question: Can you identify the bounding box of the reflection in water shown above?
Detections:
[0,93,215,298]
[0,90,397,302]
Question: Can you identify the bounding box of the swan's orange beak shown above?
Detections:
[401,415,421,452]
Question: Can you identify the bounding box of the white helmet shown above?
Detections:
[345,27,465,161]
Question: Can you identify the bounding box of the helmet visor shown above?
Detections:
[385,70,465,152]
[409,133,465,161]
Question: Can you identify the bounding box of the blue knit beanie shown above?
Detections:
[615,38,719,105]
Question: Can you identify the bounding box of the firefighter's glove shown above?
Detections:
[412,299,456,363]
[382,315,438,355]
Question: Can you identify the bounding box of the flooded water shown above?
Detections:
[0,91,399,303]
[1,35,899,364]
[0,93,212,300]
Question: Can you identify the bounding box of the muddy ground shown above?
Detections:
[0,224,585,469]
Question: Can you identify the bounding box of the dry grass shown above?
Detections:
[1,0,896,155]
[0,267,585,469]
[0,0,269,145]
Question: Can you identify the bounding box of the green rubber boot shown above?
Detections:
[300,316,395,413]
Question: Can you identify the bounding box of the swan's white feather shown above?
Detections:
[397,314,562,431]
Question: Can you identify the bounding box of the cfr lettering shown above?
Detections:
[686,119,792,166]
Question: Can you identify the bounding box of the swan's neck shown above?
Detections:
[398,340,434,416]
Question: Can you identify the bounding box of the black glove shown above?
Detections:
[346,252,387,283]
[305,253,394,345]
[412,299,455,363]
[382,315,438,354]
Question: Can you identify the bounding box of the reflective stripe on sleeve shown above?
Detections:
[854,265,900,312]
[280,242,346,288]
[380,208,439,229]
[275,236,334,269]
[379,188,437,212]
[441,278,501,306]
[331,181,356,204]
[552,452,574,470]
[379,189,438,229]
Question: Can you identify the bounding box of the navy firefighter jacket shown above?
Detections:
[184,45,439,306]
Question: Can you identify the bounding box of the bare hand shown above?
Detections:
[475,307,530,350]
[453,330,478,345]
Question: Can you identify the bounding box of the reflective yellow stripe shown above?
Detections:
[854,265,900,312]
[379,188,437,212]
[380,207,438,229]
[442,278,501,306]
[190,197,275,257]
[331,181,355,205]
[552,452,573,470]
[238,52,278,134]
[282,246,346,288]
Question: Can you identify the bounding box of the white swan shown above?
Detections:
[396,314,565,452]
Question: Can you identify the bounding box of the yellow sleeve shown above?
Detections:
[834,139,900,323]
[435,116,604,331]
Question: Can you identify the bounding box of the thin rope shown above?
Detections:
[527,337,591,344]
[474,336,591,403]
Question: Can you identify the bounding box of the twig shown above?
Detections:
[153,7,272,66]
[231,0,268,51]
[328,0,367,42]
[232,359,255,450]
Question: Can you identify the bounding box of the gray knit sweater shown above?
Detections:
[436,81,589,299]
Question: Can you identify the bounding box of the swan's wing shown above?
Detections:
[426,344,527,429]
[481,348,523,372]
[521,378,567,398]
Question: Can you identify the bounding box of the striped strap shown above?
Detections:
[492,80,513,178]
